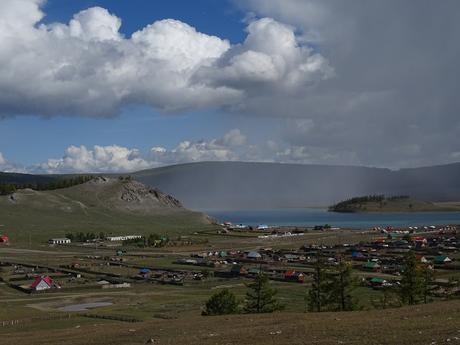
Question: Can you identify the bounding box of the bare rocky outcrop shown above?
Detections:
[119,180,183,208]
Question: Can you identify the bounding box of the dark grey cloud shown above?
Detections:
[234,0,460,168]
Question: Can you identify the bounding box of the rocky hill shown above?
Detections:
[0,177,214,244]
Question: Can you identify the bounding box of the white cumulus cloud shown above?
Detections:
[35,145,153,173]
[197,18,333,91]
[149,129,247,164]
[0,0,331,117]
[0,152,24,173]
[30,129,248,173]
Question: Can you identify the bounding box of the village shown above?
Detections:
[0,218,458,345]
[0,222,458,300]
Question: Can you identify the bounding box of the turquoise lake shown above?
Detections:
[203,208,460,229]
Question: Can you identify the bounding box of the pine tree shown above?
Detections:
[421,265,434,304]
[399,251,423,305]
[307,253,329,312]
[203,289,239,316]
[244,273,282,313]
[327,260,357,311]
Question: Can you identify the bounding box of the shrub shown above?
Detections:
[202,289,239,316]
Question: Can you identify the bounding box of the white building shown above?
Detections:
[106,235,142,242]
[48,238,71,245]
[257,224,269,230]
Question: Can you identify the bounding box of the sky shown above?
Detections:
[0,0,459,173]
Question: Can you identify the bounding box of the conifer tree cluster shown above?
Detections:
[0,175,94,195]
[399,251,434,305]
[306,253,358,312]
[203,272,282,316]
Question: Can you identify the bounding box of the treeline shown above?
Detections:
[123,234,169,248]
[329,194,410,212]
[203,251,442,316]
[0,175,94,195]
[66,232,106,242]
[65,232,170,247]
[0,184,17,195]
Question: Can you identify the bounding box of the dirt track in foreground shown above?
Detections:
[2,300,460,345]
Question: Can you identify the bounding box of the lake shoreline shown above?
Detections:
[203,208,460,229]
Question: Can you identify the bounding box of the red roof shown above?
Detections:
[0,235,8,242]
[31,275,53,289]
[284,270,296,277]
[412,236,427,241]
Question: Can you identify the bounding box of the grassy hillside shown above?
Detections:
[1,301,459,345]
[329,195,460,213]
[0,177,215,245]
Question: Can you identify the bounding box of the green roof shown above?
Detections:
[434,255,450,262]
[363,261,380,268]
[370,277,386,283]
[248,267,261,274]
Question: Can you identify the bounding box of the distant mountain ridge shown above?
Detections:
[2,161,460,209]
[132,161,460,209]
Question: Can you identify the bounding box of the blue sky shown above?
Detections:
[42,0,247,42]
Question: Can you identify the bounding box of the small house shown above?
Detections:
[369,277,387,288]
[106,235,142,242]
[248,267,262,276]
[418,256,429,264]
[48,238,71,245]
[0,235,9,243]
[351,251,366,260]
[284,254,300,262]
[257,224,269,230]
[284,270,305,283]
[434,256,452,265]
[139,268,152,277]
[30,275,53,291]
[247,251,262,260]
[362,261,381,272]
[230,265,248,276]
